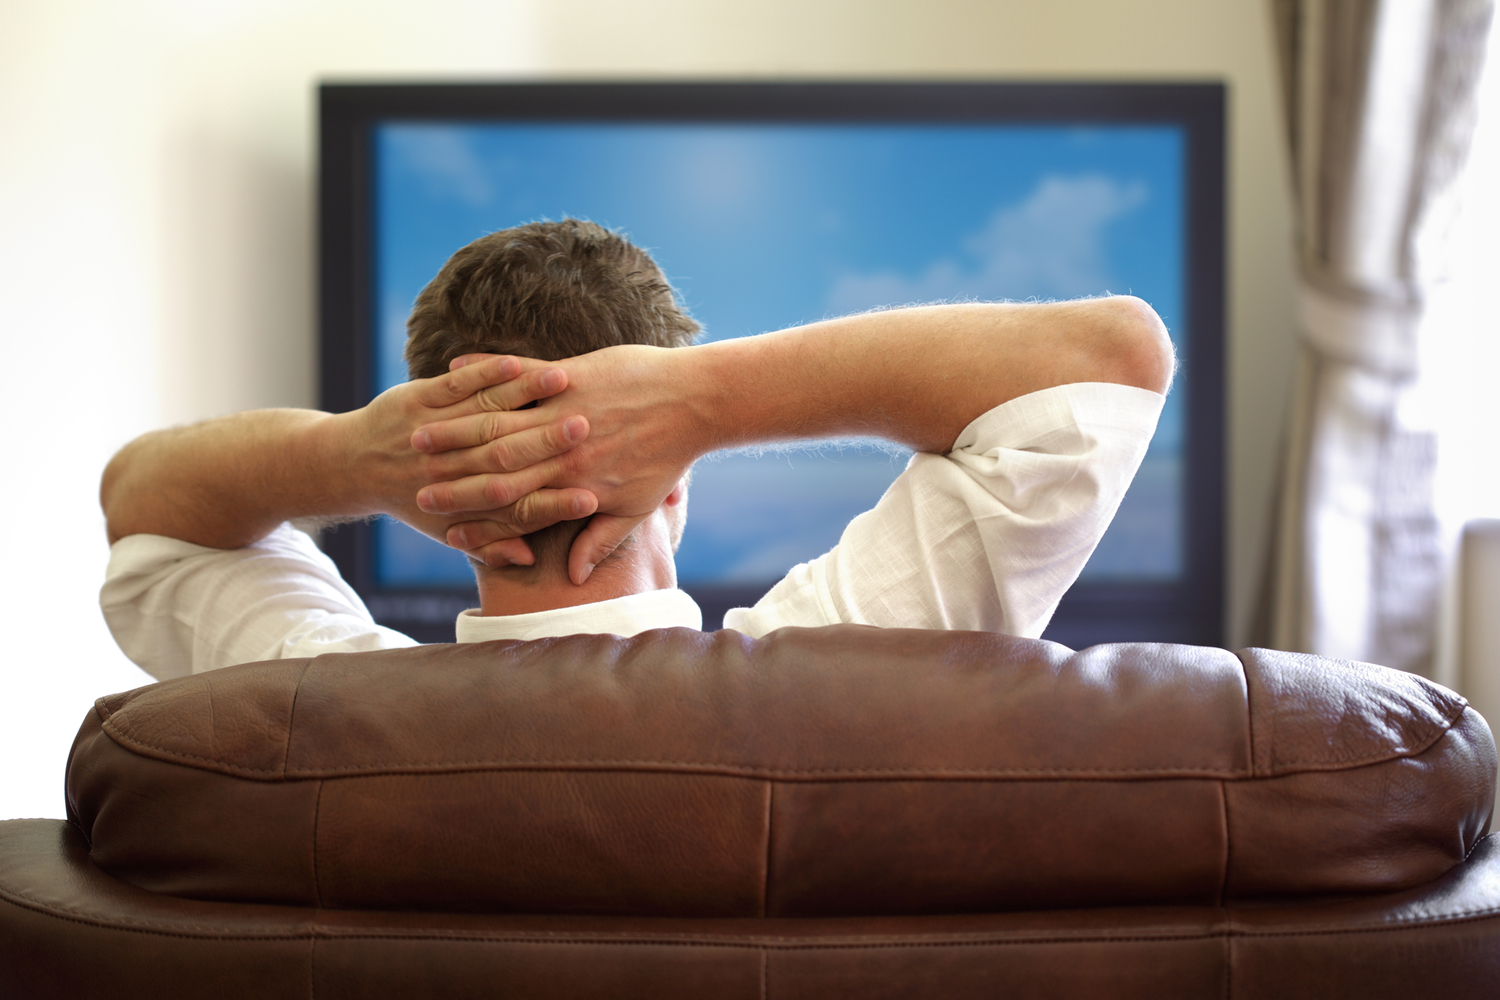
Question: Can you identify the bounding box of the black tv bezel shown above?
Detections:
[319,81,1225,646]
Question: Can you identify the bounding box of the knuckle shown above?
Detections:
[514,493,546,528]
[482,478,514,507]
[478,385,508,413]
[485,412,507,444]
[488,439,516,472]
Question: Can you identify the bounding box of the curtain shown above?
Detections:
[1264,0,1493,673]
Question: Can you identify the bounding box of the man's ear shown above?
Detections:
[662,476,689,554]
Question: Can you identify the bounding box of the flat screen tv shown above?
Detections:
[319,81,1224,646]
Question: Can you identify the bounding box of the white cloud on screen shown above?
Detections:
[825,174,1147,313]
[664,134,772,224]
[387,127,493,207]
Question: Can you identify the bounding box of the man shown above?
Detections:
[101,220,1172,679]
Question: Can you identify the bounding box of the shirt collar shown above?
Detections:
[454,588,703,642]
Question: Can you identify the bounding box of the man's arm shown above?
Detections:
[411,297,1174,583]
[102,355,597,552]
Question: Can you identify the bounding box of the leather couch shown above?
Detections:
[2,625,1497,998]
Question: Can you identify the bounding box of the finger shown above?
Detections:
[420,416,594,479]
[446,521,536,566]
[568,513,649,585]
[448,353,499,370]
[416,457,568,515]
[416,355,519,407]
[448,352,543,372]
[475,417,589,472]
[417,355,563,410]
[467,537,537,568]
[446,489,598,550]
[416,416,590,472]
[449,488,599,568]
[469,365,569,414]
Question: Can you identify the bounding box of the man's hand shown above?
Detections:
[346,355,600,563]
[102,355,599,554]
[412,345,706,583]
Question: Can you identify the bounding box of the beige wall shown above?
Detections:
[0,0,1296,819]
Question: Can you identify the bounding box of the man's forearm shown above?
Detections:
[102,357,595,551]
[102,409,369,548]
[669,296,1174,459]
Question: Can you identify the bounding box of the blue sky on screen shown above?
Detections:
[373,122,1184,589]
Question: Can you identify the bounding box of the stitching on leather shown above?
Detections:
[8,879,1500,947]
[311,779,325,910]
[3,879,1222,945]
[90,728,1255,781]
[100,706,1470,779]
[92,696,115,726]
[65,816,92,853]
[282,659,314,776]
[761,782,773,920]
[1238,653,1256,779]
[760,947,768,1000]
[1217,780,1231,908]
[1223,932,1232,1000]
[0,884,312,939]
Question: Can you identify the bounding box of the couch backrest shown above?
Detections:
[66,626,1496,917]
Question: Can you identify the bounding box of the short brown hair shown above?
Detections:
[405,219,698,377]
[404,219,698,578]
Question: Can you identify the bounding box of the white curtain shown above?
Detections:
[1264,0,1493,673]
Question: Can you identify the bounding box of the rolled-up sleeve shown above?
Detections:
[101,523,417,680]
[726,382,1164,638]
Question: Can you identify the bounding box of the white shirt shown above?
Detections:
[102,382,1163,680]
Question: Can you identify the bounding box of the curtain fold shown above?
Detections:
[1264,0,1492,673]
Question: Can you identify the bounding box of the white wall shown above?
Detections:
[0,0,1297,820]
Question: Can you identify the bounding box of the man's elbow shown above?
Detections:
[1098,295,1176,395]
[100,446,133,545]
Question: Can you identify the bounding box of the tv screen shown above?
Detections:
[320,82,1224,645]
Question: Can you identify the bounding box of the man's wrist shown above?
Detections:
[665,345,731,460]
[685,333,806,453]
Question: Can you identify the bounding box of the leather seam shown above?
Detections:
[1240,653,1256,779]
[1217,780,1231,907]
[83,732,1261,781]
[7,883,1500,946]
[1223,931,1232,1000]
[97,720,1463,778]
[311,779,325,910]
[761,781,773,920]
[0,885,314,939]
[282,659,314,776]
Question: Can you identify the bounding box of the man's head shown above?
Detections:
[405,218,698,377]
[405,219,698,585]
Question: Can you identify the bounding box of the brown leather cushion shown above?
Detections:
[9,817,1500,1000]
[64,626,1496,917]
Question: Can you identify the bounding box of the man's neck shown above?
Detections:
[476,571,656,617]
[475,552,677,618]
